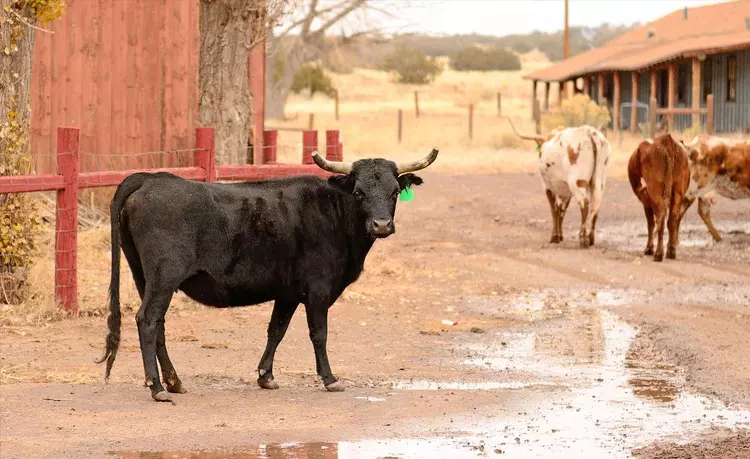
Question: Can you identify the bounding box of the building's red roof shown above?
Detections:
[525,0,750,82]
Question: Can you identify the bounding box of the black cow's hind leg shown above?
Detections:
[136,278,178,402]
[258,300,299,390]
[305,303,342,392]
[157,322,185,394]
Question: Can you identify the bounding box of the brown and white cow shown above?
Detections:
[680,135,750,241]
[628,134,691,261]
[509,120,610,248]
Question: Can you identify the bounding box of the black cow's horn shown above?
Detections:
[311,151,352,174]
[396,148,439,174]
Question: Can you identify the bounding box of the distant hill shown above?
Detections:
[390,23,640,62]
[277,23,641,73]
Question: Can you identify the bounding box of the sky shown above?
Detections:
[284,0,730,37]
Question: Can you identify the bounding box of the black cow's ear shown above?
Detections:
[328,175,354,193]
[398,173,423,190]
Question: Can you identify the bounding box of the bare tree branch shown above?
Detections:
[313,0,366,35]
[10,9,55,34]
[277,0,350,38]
[300,0,319,35]
[363,3,399,19]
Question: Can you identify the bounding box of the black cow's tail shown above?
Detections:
[95,173,148,380]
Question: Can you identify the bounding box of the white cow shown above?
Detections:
[509,120,610,248]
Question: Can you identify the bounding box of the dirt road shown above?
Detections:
[1,172,749,459]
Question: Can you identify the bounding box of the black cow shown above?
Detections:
[97,149,439,401]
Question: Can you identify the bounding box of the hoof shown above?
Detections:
[645,247,654,255]
[166,379,187,394]
[258,378,279,390]
[588,234,595,246]
[666,248,676,259]
[579,239,589,249]
[654,253,664,262]
[152,391,173,403]
[550,235,562,244]
[325,380,345,392]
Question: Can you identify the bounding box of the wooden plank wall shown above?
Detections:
[30,0,201,173]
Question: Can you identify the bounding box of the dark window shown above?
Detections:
[658,69,668,106]
[677,63,688,104]
[727,55,737,102]
[604,75,613,103]
[702,57,712,103]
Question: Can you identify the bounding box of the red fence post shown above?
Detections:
[326,130,342,161]
[195,127,215,182]
[263,130,278,164]
[55,127,79,314]
[302,130,317,165]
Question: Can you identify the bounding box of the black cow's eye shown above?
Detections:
[353,190,363,200]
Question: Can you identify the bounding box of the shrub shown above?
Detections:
[542,94,610,132]
[1,111,42,303]
[382,46,442,85]
[291,64,337,98]
[680,124,703,141]
[450,46,521,72]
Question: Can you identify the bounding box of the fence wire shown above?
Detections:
[1,129,342,310]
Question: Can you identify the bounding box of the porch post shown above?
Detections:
[692,57,701,129]
[631,72,639,133]
[667,62,676,132]
[613,72,621,132]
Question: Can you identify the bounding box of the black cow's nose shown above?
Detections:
[371,219,394,236]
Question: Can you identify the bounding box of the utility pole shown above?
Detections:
[564,0,570,59]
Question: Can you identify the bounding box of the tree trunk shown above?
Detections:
[1,5,36,169]
[264,33,313,120]
[199,0,254,165]
[1,4,41,279]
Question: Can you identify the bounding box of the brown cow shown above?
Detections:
[681,136,750,241]
[628,134,691,261]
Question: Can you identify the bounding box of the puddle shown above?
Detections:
[454,311,749,456]
[355,396,386,402]
[464,285,749,323]
[114,439,492,459]
[598,221,750,251]
[392,380,558,391]
[386,308,749,457]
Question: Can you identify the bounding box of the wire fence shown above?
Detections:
[0,126,343,313]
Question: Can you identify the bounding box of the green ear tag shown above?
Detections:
[399,186,414,202]
[535,145,541,153]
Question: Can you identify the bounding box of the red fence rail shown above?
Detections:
[0,126,342,313]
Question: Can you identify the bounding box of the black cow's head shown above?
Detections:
[312,148,439,238]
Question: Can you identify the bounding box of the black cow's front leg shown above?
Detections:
[305,303,343,392]
[257,300,299,390]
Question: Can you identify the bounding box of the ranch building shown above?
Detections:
[525,1,750,133]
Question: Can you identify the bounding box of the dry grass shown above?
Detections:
[269,53,647,178]
[0,363,97,385]
[0,212,201,326]
[270,52,552,173]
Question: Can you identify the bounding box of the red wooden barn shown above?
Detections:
[30,0,264,173]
